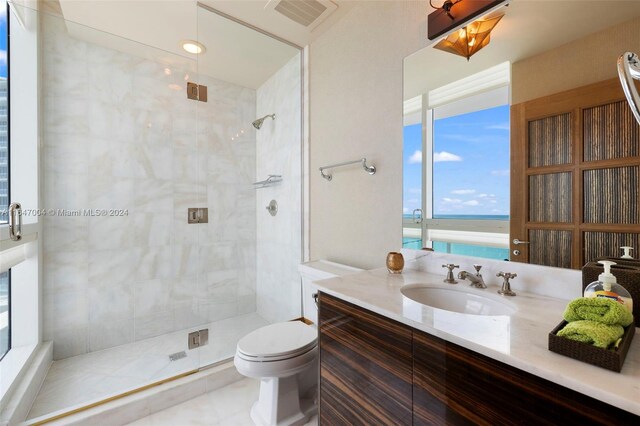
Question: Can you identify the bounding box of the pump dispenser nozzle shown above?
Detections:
[598,260,617,291]
[621,246,634,259]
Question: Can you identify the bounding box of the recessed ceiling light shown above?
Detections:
[181,40,206,55]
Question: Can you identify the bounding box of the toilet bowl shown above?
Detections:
[234,260,362,426]
[235,321,318,426]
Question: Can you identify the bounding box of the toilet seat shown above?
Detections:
[236,321,317,362]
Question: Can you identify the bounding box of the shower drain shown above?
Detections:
[169,351,187,362]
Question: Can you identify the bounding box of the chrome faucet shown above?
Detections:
[442,264,459,284]
[497,271,517,296]
[457,264,487,289]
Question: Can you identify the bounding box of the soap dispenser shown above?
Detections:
[620,246,634,259]
[584,260,634,314]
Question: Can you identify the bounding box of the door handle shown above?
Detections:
[9,202,22,241]
[512,238,530,245]
[412,209,423,224]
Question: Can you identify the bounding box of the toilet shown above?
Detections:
[234,260,362,426]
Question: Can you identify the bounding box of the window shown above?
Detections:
[426,89,510,260]
[0,1,7,224]
[403,64,512,260]
[0,0,9,360]
[403,121,423,249]
[433,104,510,220]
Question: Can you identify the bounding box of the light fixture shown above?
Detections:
[430,0,462,20]
[433,13,504,61]
[181,40,206,55]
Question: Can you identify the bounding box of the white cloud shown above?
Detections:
[451,189,475,195]
[462,200,480,206]
[0,51,6,68]
[434,151,462,162]
[408,150,422,164]
[491,169,510,176]
[403,207,409,214]
[486,123,510,131]
[442,198,462,204]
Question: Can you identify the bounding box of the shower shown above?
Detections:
[253,113,276,129]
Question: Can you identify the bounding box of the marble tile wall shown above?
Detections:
[255,54,303,323]
[41,15,257,359]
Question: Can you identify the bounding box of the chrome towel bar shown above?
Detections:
[319,158,376,181]
[253,175,282,189]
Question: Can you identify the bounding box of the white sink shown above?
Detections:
[400,284,516,316]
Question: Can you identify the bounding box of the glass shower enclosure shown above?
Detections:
[9,2,304,421]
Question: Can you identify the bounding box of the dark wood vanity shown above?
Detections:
[318,292,639,425]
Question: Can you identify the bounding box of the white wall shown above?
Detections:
[309,1,429,269]
[255,54,303,323]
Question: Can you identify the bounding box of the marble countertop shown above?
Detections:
[314,267,640,415]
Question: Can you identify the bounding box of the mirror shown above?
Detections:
[403,0,640,269]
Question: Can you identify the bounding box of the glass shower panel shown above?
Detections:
[33,7,201,420]
[195,5,303,368]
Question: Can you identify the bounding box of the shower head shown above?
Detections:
[252,114,276,130]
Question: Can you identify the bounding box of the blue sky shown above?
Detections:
[403,105,510,217]
[0,1,6,78]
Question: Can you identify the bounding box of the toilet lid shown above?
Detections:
[237,321,317,360]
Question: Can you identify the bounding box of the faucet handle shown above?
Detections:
[496,272,517,296]
[497,271,517,279]
[442,264,459,284]
[473,264,482,274]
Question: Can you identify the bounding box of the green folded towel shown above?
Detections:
[563,297,633,327]
[557,320,624,349]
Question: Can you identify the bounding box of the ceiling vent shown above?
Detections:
[266,0,338,30]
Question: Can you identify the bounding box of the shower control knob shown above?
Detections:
[266,200,278,216]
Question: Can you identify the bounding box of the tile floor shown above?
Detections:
[126,378,318,426]
[28,313,269,420]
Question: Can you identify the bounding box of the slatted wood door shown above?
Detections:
[511,78,640,269]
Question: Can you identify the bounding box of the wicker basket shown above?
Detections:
[548,321,635,372]
[582,258,640,327]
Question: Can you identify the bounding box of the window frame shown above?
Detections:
[0,0,8,225]
[0,1,11,362]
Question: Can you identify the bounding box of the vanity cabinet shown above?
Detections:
[318,291,413,425]
[318,292,639,425]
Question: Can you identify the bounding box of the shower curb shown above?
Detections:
[25,361,242,426]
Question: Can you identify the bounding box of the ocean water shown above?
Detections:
[402,238,509,261]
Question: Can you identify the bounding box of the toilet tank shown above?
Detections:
[299,260,362,325]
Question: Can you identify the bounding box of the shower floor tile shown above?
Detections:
[28,312,269,421]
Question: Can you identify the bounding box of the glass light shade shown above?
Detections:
[434,14,504,60]
[180,40,206,55]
